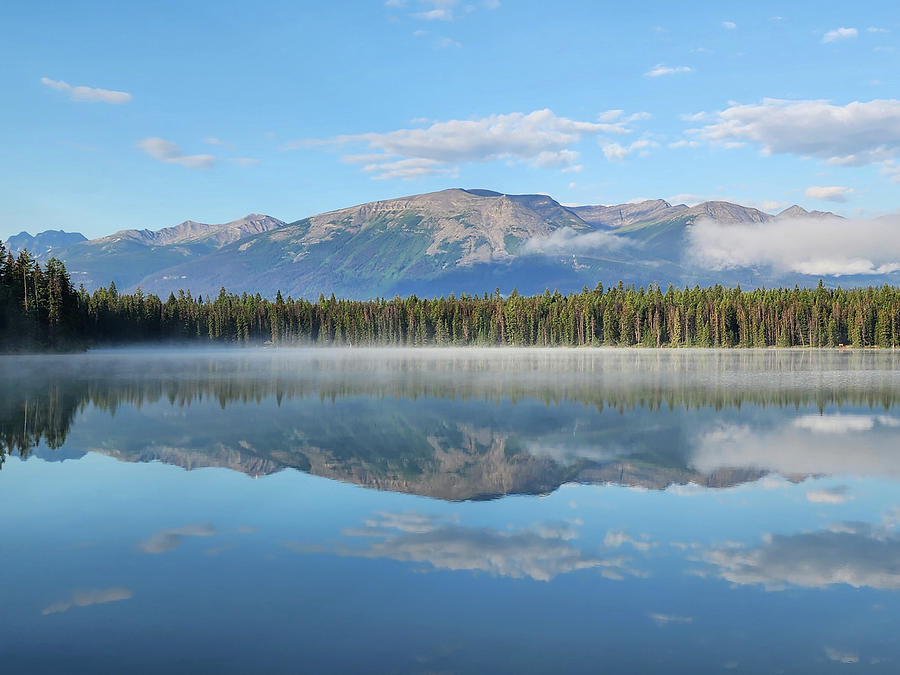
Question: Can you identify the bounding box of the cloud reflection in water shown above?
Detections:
[290,511,648,582]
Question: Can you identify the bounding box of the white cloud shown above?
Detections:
[644,64,692,77]
[415,8,452,20]
[340,110,628,161]
[649,612,693,626]
[692,98,900,167]
[687,214,900,276]
[722,21,736,29]
[534,149,581,167]
[602,138,658,160]
[689,416,900,478]
[702,521,900,590]
[40,77,131,104]
[362,511,442,534]
[825,647,860,664]
[668,139,700,149]
[203,137,233,148]
[521,227,633,255]
[139,523,216,553]
[807,485,854,504]
[300,511,645,582]
[793,414,891,434]
[363,157,458,180]
[137,138,219,169]
[302,109,643,178]
[883,160,900,183]
[867,27,889,34]
[604,530,655,551]
[399,0,475,22]
[436,36,461,48]
[42,587,132,615]
[805,185,853,202]
[822,27,858,43]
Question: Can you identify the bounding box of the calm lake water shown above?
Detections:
[2,348,899,673]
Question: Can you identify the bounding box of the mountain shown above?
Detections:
[11,189,857,298]
[137,189,609,297]
[610,200,774,259]
[776,205,841,220]
[98,213,285,248]
[5,230,87,259]
[82,430,782,501]
[41,214,286,291]
[568,199,686,228]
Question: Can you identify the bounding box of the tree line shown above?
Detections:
[2,246,900,350]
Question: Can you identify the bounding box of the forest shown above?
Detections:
[2,245,900,351]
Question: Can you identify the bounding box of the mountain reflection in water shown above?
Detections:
[3,348,900,674]
[3,348,899,500]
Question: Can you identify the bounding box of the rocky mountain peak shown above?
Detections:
[685,201,771,223]
[776,205,840,220]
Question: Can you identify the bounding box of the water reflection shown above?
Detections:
[3,348,900,499]
[700,514,900,590]
[287,512,643,582]
[2,349,899,672]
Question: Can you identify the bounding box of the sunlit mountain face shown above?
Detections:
[2,349,899,672]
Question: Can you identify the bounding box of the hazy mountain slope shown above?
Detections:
[46,214,285,291]
[103,213,285,248]
[613,201,773,258]
[6,230,87,259]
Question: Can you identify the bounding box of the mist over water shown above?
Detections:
[2,348,899,672]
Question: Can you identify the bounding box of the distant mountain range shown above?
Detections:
[6,229,87,258]
[5,188,878,298]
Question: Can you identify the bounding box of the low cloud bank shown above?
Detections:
[687,214,900,276]
[522,227,632,255]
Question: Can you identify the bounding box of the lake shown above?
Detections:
[1,348,899,673]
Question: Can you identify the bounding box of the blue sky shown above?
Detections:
[1,0,898,239]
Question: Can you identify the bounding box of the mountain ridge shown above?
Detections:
[4,189,857,298]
